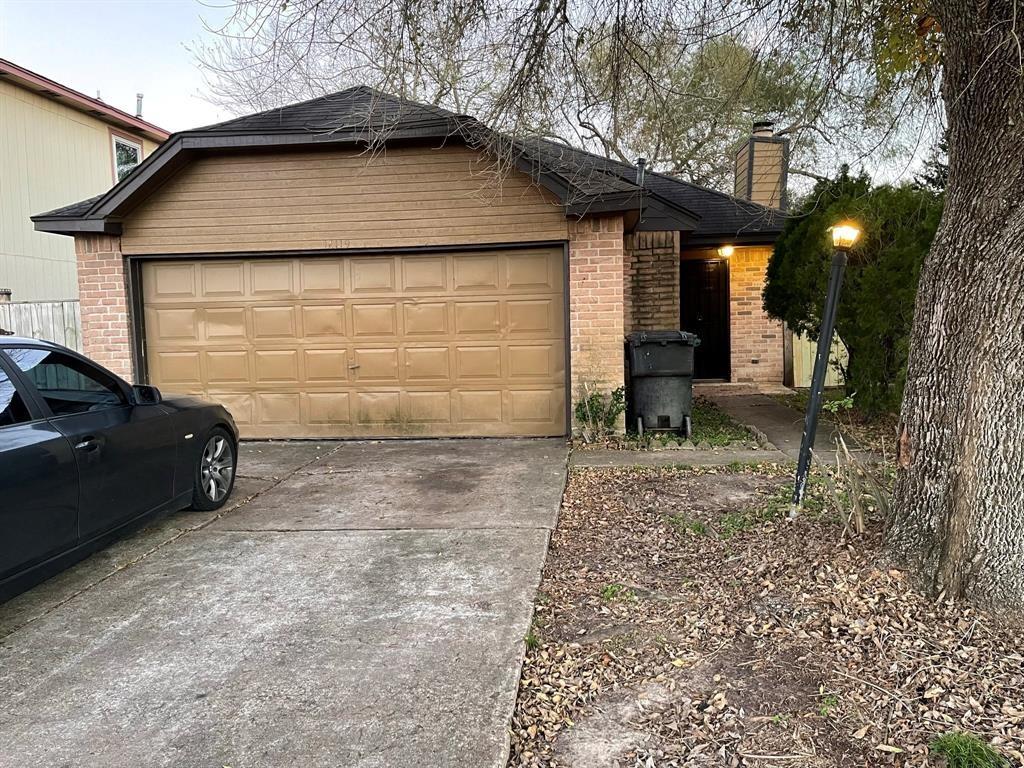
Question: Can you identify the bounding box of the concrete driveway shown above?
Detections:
[0,439,567,768]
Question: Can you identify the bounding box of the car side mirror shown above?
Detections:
[132,384,162,405]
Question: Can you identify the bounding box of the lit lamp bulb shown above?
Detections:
[718,244,735,258]
[831,222,861,251]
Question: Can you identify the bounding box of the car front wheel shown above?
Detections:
[191,428,236,511]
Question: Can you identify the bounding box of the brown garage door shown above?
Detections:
[141,248,566,438]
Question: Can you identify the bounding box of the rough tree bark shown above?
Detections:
[888,0,1024,609]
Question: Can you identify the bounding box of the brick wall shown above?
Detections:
[74,234,133,380]
[624,231,679,334]
[727,245,784,383]
[568,215,625,418]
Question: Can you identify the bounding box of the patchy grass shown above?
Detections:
[930,732,1011,768]
[524,629,542,652]
[507,464,1024,768]
[689,395,756,446]
[772,387,899,458]
[599,583,633,601]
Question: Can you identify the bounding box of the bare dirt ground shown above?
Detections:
[506,464,1024,767]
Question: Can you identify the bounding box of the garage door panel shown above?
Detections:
[356,391,402,424]
[507,251,559,290]
[258,393,301,424]
[206,307,247,340]
[351,303,398,336]
[353,348,400,381]
[252,306,297,338]
[457,390,503,423]
[454,301,500,335]
[251,261,295,295]
[302,305,346,337]
[456,345,502,379]
[200,262,244,297]
[206,350,250,384]
[299,260,344,294]
[403,347,450,381]
[254,350,299,383]
[307,392,352,424]
[143,247,565,437]
[145,262,196,301]
[350,258,396,292]
[304,349,348,382]
[403,391,452,423]
[401,256,446,291]
[153,350,202,386]
[403,302,448,335]
[453,255,500,290]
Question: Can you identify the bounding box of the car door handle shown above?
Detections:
[74,437,99,452]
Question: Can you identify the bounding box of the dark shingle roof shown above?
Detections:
[32,86,784,242]
[196,85,467,136]
[34,194,103,219]
[522,139,783,239]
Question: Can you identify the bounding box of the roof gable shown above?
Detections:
[32,86,781,243]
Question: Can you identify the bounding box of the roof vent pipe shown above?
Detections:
[635,157,647,185]
[136,93,144,118]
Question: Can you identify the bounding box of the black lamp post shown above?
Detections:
[791,221,861,511]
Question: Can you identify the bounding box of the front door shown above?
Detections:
[4,346,176,540]
[680,258,730,379]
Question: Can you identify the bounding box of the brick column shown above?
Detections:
[729,245,784,383]
[568,215,625,422]
[624,230,680,333]
[74,234,134,381]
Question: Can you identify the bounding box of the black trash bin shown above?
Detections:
[625,330,700,437]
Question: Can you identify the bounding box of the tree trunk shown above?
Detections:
[888,0,1024,609]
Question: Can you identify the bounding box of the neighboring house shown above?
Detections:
[0,57,168,304]
[32,87,789,439]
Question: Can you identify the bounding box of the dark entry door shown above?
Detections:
[680,259,730,379]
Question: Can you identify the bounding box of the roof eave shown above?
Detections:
[32,217,122,236]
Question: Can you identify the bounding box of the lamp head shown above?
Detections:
[718,244,735,258]
[831,222,861,251]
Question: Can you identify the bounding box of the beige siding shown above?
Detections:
[748,140,785,208]
[734,142,750,198]
[0,80,156,302]
[121,146,569,255]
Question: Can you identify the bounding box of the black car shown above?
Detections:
[0,337,238,601]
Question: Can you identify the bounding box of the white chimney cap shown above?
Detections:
[753,120,775,137]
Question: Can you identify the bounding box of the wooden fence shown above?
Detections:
[0,300,82,351]
[792,331,847,388]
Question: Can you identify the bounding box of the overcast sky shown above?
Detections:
[0,0,230,132]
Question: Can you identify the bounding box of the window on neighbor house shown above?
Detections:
[113,135,143,182]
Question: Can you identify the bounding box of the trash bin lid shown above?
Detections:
[625,330,701,347]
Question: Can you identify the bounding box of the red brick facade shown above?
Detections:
[624,231,680,334]
[568,215,625,407]
[74,234,133,380]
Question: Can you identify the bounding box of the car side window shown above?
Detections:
[3,348,126,417]
[0,365,32,427]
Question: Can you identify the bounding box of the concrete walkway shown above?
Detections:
[0,439,567,768]
[698,385,874,463]
[572,446,786,467]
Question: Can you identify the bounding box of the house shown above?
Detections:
[31,87,788,438]
[0,57,168,305]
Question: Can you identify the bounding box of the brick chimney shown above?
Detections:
[734,121,789,210]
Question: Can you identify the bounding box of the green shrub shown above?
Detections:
[574,385,626,441]
[930,732,1009,768]
[763,168,942,414]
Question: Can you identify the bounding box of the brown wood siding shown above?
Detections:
[120,145,569,255]
[748,141,785,208]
